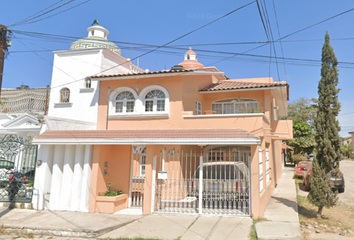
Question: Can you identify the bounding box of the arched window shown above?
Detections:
[212,98,258,114]
[115,91,135,113]
[60,88,70,103]
[144,90,165,112]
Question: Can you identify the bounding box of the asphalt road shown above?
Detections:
[339,160,354,206]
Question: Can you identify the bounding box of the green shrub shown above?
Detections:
[291,154,308,165]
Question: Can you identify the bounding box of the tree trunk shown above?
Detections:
[316,206,323,218]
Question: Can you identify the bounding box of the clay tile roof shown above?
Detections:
[91,69,194,79]
[34,129,259,142]
[200,81,288,92]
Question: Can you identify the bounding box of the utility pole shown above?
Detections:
[0,24,12,98]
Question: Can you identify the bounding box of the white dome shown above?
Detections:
[70,23,121,55]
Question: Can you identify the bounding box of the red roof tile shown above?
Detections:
[35,129,258,140]
[91,69,194,79]
[200,81,288,92]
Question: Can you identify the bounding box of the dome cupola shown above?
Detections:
[178,47,204,69]
[70,20,121,55]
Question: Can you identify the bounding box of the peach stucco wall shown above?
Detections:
[90,74,292,218]
[89,145,131,213]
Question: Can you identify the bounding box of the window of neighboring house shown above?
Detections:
[212,98,259,114]
[195,100,202,115]
[140,147,147,176]
[60,88,70,103]
[144,90,165,112]
[115,91,135,113]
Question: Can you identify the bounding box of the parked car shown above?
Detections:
[295,161,312,178]
[189,161,249,200]
[303,164,345,193]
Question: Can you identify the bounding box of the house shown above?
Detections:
[0,85,48,205]
[33,25,293,218]
[342,135,352,147]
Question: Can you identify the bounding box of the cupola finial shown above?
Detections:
[92,19,99,26]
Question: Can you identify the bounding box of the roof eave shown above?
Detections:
[92,71,225,81]
[199,85,288,94]
[32,138,260,145]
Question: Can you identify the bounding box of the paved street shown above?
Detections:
[338,160,354,206]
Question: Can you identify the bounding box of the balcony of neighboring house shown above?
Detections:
[182,98,271,137]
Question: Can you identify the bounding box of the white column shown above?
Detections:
[80,145,92,212]
[59,145,75,210]
[33,145,54,210]
[49,145,65,210]
[71,145,85,211]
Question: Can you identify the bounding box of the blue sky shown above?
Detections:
[1,0,354,136]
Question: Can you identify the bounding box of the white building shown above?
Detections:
[34,22,142,211]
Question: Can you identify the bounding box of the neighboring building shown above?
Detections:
[32,22,143,212]
[344,134,353,147]
[0,85,49,205]
[33,33,293,219]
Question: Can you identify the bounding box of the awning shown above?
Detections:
[282,143,293,150]
[33,128,260,145]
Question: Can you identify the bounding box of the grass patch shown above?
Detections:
[296,188,354,239]
[249,218,268,240]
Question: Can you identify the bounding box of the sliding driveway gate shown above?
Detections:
[154,147,251,216]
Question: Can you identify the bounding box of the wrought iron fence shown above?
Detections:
[0,135,37,203]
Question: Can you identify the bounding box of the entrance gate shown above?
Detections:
[0,135,37,203]
[154,147,251,216]
[129,146,146,208]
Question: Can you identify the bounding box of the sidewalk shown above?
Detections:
[0,207,252,240]
[255,166,302,240]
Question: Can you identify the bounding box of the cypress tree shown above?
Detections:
[308,32,341,218]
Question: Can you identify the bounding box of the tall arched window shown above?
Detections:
[144,90,165,112]
[115,91,135,113]
[60,88,70,103]
[212,98,258,114]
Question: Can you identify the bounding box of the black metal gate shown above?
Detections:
[0,135,37,203]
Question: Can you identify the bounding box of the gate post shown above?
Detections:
[151,155,157,213]
[198,154,203,214]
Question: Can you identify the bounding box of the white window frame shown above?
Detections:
[140,147,147,176]
[195,100,202,115]
[109,87,138,116]
[108,85,169,119]
[144,89,166,112]
[266,147,270,184]
[259,147,264,193]
[212,98,259,114]
[115,91,136,113]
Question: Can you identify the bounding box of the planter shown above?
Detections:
[95,194,128,213]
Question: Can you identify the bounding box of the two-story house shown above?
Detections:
[34,45,292,218]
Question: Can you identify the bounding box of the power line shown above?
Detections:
[9,0,66,27]
[92,1,256,76]
[9,0,92,27]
